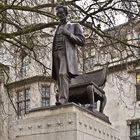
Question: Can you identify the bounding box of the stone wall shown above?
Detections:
[15,104,120,140]
[104,68,140,140]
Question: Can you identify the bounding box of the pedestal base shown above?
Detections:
[16,103,120,140]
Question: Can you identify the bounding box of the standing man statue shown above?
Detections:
[52,5,85,105]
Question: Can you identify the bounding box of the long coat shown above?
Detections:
[52,22,85,81]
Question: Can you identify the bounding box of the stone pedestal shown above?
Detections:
[16,103,120,140]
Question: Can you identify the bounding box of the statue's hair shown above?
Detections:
[56,5,68,16]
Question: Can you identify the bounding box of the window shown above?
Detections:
[136,73,140,101]
[130,121,140,140]
[84,58,95,72]
[17,89,30,116]
[136,73,140,84]
[84,46,95,59]
[41,86,50,107]
[83,43,96,72]
[138,34,140,45]
[137,34,140,55]
[21,56,30,78]
[110,49,120,60]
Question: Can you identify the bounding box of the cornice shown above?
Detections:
[6,75,55,89]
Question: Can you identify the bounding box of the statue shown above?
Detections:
[52,5,85,105]
[52,5,107,114]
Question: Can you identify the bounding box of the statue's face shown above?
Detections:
[56,7,67,22]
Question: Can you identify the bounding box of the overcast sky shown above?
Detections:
[76,0,128,27]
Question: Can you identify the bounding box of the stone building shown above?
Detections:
[83,20,140,140]
[0,3,140,140]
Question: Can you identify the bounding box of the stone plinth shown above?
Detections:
[16,103,120,140]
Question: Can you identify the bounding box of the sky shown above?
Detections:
[76,0,128,27]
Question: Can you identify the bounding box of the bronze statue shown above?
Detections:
[52,5,85,105]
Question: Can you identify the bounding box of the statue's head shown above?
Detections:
[56,5,68,22]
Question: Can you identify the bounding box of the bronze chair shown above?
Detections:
[69,65,108,113]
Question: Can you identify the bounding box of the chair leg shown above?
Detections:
[87,85,96,111]
[99,94,107,113]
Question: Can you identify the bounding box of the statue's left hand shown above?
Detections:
[62,28,71,36]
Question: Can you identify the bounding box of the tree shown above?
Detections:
[0,1,140,138]
[0,0,139,77]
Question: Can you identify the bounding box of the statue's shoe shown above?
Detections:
[56,98,67,105]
